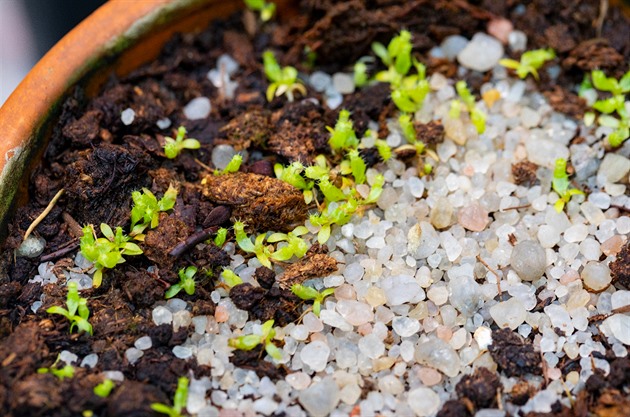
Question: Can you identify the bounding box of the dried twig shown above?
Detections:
[503,203,531,211]
[588,304,630,322]
[40,239,79,262]
[477,254,502,296]
[23,189,64,241]
[62,212,83,238]
[169,226,218,258]
[596,0,609,38]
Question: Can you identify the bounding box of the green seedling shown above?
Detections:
[328,110,359,153]
[585,69,630,147]
[372,31,429,113]
[308,172,385,243]
[164,126,201,159]
[450,80,486,134]
[94,379,115,398]
[310,199,359,244]
[263,50,306,102]
[221,268,244,288]
[151,377,189,417]
[499,48,556,80]
[234,221,310,267]
[551,158,584,213]
[233,221,274,268]
[303,46,317,69]
[304,155,331,180]
[165,266,198,299]
[274,161,316,203]
[80,223,143,288]
[374,139,392,161]
[390,69,430,114]
[214,227,228,247]
[372,30,413,82]
[266,226,310,261]
[317,176,347,202]
[362,174,385,204]
[244,0,275,22]
[214,154,243,175]
[354,61,369,87]
[46,281,93,335]
[347,149,367,184]
[291,284,335,316]
[398,114,417,143]
[130,185,177,237]
[38,355,75,380]
[228,319,282,360]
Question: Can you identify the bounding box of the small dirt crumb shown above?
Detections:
[415,120,445,146]
[254,266,276,290]
[544,24,576,53]
[611,241,630,289]
[512,161,539,186]
[219,109,272,150]
[232,347,287,380]
[593,389,630,417]
[543,86,586,119]
[563,39,625,74]
[268,119,317,164]
[62,109,103,148]
[488,328,542,377]
[11,373,63,415]
[277,253,338,289]
[202,172,308,232]
[510,380,534,405]
[455,367,502,409]
[437,399,472,417]
[107,380,168,416]
[230,283,266,310]
[143,214,192,267]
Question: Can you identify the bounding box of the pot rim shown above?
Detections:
[0,0,234,237]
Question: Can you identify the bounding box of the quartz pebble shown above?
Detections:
[457,33,504,72]
[440,35,468,60]
[392,316,421,337]
[332,73,355,94]
[458,204,489,232]
[80,353,98,368]
[134,336,152,350]
[510,240,547,281]
[300,341,330,372]
[120,108,135,125]
[298,377,340,417]
[16,235,46,258]
[581,262,611,292]
[125,348,143,364]
[184,97,211,120]
[414,338,460,377]
[598,153,630,184]
[152,306,173,325]
[336,300,373,326]
[407,387,441,416]
[490,298,526,329]
[603,314,630,345]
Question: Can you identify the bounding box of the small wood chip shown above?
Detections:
[277,253,338,289]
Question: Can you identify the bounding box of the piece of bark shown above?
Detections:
[202,172,307,232]
[277,253,338,289]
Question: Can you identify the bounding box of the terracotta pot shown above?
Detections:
[0,0,294,238]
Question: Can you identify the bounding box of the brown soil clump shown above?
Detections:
[202,172,308,232]
[488,328,542,377]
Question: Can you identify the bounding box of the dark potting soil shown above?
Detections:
[0,0,629,416]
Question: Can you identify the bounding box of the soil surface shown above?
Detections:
[1,1,629,416]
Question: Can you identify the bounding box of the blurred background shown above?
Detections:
[1,0,105,105]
